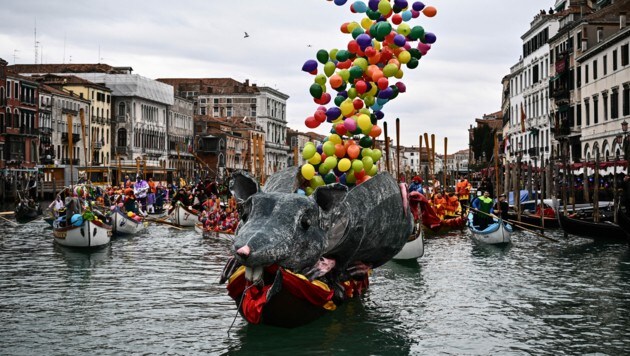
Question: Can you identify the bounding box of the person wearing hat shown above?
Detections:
[408,175,425,195]
[494,193,509,221]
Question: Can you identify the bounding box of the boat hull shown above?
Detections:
[507,212,559,229]
[53,220,112,248]
[112,210,146,235]
[168,205,197,227]
[558,213,628,242]
[195,223,234,241]
[467,213,513,245]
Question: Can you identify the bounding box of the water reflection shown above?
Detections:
[53,243,111,269]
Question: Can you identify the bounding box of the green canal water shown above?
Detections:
[1,220,629,355]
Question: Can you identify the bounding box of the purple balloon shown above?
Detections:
[374,110,385,120]
[316,144,323,154]
[393,34,407,47]
[378,87,393,99]
[368,0,380,11]
[395,82,407,93]
[412,1,425,11]
[394,0,408,8]
[424,32,437,44]
[302,59,318,73]
[338,91,348,98]
[356,33,372,48]
[326,107,341,121]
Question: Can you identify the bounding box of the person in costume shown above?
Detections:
[471,191,494,230]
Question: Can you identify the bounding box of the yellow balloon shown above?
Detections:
[368,165,378,176]
[329,134,342,145]
[397,23,411,36]
[398,50,411,64]
[330,48,339,60]
[347,22,360,33]
[373,41,382,51]
[357,114,372,131]
[361,17,373,30]
[340,100,355,117]
[383,64,398,77]
[395,68,404,79]
[338,158,351,172]
[353,58,368,71]
[308,152,322,165]
[301,164,315,180]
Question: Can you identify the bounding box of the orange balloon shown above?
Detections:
[347,144,361,159]
[423,6,437,17]
[368,53,382,65]
[340,22,350,33]
[344,139,356,150]
[369,125,382,138]
[329,74,343,88]
[334,144,346,158]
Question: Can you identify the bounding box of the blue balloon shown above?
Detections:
[371,103,383,111]
[401,10,413,21]
[378,87,393,99]
[412,1,425,11]
[356,33,373,48]
[352,1,368,13]
[334,0,348,5]
[71,214,83,227]
[326,107,342,121]
[394,0,409,8]
[340,173,347,185]
[424,32,437,44]
[316,144,323,154]
[394,34,407,47]
[374,110,385,120]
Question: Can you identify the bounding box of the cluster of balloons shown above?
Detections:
[301,0,437,193]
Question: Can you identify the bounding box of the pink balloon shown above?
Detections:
[343,118,357,132]
[417,43,431,55]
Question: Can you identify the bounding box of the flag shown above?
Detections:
[520,105,526,133]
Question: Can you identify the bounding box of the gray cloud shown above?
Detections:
[1,0,552,153]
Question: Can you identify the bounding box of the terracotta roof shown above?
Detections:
[305,131,326,141]
[583,0,629,23]
[31,73,111,91]
[8,63,126,75]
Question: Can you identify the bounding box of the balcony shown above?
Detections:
[19,127,39,136]
[527,147,539,157]
[94,141,103,149]
[115,146,128,155]
[39,127,53,135]
[61,133,81,143]
[61,158,80,165]
[116,115,127,123]
[61,108,79,116]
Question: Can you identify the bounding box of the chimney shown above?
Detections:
[621,12,627,28]
[244,79,249,86]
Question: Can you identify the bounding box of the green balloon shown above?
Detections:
[361,148,373,158]
[314,74,327,86]
[349,66,364,80]
[319,164,330,175]
[371,149,382,162]
[347,88,358,99]
[310,175,325,189]
[366,9,381,20]
[305,187,314,196]
[324,62,336,77]
[323,141,336,156]
[370,113,378,124]
[334,95,346,107]
[359,136,373,148]
[377,22,392,39]
[302,144,316,160]
[408,48,422,60]
[409,26,425,41]
[351,27,365,39]
[362,156,374,172]
[310,83,323,99]
[406,58,419,69]
[316,49,329,64]
[324,172,337,184]
[352,159,364,173]
[336,50,350,62]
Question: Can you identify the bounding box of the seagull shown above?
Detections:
[244,32,249,38]
[307,44,312,47]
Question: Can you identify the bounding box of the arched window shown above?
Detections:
[118,102,125,117]
[584,144,590,162]
[117,128,127,147]
[14,109,20,128]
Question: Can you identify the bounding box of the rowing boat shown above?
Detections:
[467,212,513,245]
[194,223,234,241]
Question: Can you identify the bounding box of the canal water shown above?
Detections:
[1,219,629,355]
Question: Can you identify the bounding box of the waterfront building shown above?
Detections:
[287,128,313,167]
[1,61,40,171]
[166,96,194,179]
[505,9,560,167]
[157,78,291,178]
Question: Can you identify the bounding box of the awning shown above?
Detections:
[554,1,566,12]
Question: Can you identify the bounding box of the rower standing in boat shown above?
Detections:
[456,175,472,213]
[493,194,509,221]
[471,191,494,230]
[408,176,425,195]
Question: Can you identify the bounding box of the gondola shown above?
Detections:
[557,213,629,242]
[392,222,424,260]
[14,200,42,223]
[506,211,560,229]
[467,212,513,245]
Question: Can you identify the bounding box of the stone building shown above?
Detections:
[166,96,194,179]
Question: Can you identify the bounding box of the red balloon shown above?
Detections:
[347,40,360,54]
[335,123,348,136]
[364,47,376,57]
[305,116,319,129]
[392,14,402,25]
[369,125,382,138]
[377,77,389,90]
[355,169,366,180]
[336,60,352,69]
[314,110,327,123]
[314,92,331,105]
[334,144,346,158]
[353,99,364,110]
[355,80,367,94]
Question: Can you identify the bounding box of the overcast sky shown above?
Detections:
[0,0,554,152]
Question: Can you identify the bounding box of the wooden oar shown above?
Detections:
[506,217,548,231]
[0,211,15,215]
[150,219,185,230]
[0,215,19,226]
[470,207,559,243]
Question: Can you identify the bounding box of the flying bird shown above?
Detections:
[244,32,249,38]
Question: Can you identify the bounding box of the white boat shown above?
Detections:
[53,220,112,248]
[111,209,146,235]
[467,213,513,245]
[392,222,424,260]
[195,223,234,241]
[168,204,198,227]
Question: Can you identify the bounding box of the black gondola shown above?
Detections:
[615,208,630,235]
[506,212,560,229]
[14,200,43,223]
[558,213,629,242]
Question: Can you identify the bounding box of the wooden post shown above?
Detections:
[68,114,74,186]
[561,141,569,215]
[540,156,545,230]
[423,132,431,179]
[395,118,401,182]
[527,163,533,200]
[546,154,553,199]
[383,121,390,173]
[431,134,436,177]
[614,155,618,224]
[516,154,522,222]
[583,161,590,204]
[444,137,448,190]
[494,133,499,199]
[504,159,511,197]
[418,135,423,177]
[594,151,600,223]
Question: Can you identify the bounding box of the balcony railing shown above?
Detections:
[19,127,39,136]
[115,146,128,155]
[116,115,127,123]
[61,158,80,165]
[61,133,81,143]
[61,108,79,116]
[39,127,53,135]
[94,141,103,149]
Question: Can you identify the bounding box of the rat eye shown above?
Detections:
[300,215,311,230]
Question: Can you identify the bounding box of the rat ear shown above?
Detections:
[262,166,300,193]
[229,171,259,202]
[312,183,348,212]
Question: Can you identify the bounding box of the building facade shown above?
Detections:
[166,96,194,178]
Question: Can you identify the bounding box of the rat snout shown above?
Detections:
[236,245,251,259]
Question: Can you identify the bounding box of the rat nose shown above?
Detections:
[236,245,251,259]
